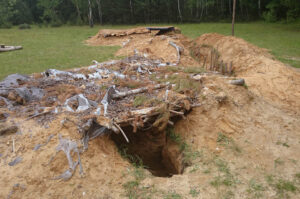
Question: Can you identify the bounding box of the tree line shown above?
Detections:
[0,0,299,28]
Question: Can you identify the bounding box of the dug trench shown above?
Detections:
[110,123,185,177]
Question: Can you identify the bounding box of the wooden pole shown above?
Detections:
[232,0,236,36]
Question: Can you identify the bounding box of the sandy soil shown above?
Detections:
[1,28,300,199]
[194,33,300,112]
[87,27,198,66]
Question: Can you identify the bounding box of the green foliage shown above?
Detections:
[0,0,300,26]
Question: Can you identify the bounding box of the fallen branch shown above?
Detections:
[229,79,245,86]
[112,84,167,99]
[114,122,129,143]
[169,110,184,115]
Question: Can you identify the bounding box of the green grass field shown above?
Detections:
[0,22,299,80]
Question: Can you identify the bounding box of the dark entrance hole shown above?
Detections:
[111,126,184,177]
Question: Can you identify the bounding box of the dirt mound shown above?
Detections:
[1,30,300,199]
[86,27,198,66]
[194,33,300,112]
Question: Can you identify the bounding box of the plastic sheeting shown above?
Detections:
[101,86,117,116]
[0,74,29,88]
[64,94,97,112]
[54,135,83,181]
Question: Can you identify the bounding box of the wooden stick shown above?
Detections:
[219,60,223,74]
[169,110,184,115]
[210,49,213,70]
[112,84,167,99]
[114,123,129,143]
[202,56,207,69]
[12,138,15,153]
[191,103,202,108]
[168,120,174,126]
[229,62,232,75]
[25,111,51,121]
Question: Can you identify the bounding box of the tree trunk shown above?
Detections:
[129,0,134,23]
[258,0,261,17]
[74,0,82,22]
[177,0,183,22]
[232,0,236,36]
[88,0,94,28]
[96,0,102,25]
[196,0,199,18]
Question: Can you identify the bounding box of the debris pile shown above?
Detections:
[0,52,206,178]
[87,27,198,66]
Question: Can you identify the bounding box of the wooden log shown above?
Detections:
[0,46,22,52]
[229,78,245,86]
[112,84,167,99]
[0,44,5,48]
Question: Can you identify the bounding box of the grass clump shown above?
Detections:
[120,146,156,199]
[276,141,290,148]
[275,179,297,193]
[247,179,265,198]
[150,73,201,94]
[189,187,200,197]
[183,66,205,74]
[210,159,238,188]
[274,158,285,168]
[163,191,182,199]
[133,95,148,107]
[266,175,298,198]
[217,133,242,154]
[167,127,202,165]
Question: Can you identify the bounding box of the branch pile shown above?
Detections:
[0,55,203,144]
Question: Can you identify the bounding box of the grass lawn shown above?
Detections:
[0,22,299,79]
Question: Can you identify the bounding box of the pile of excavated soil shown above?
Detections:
[87,27,198,66]
[194,33,300,112]
[1,30,300,199]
